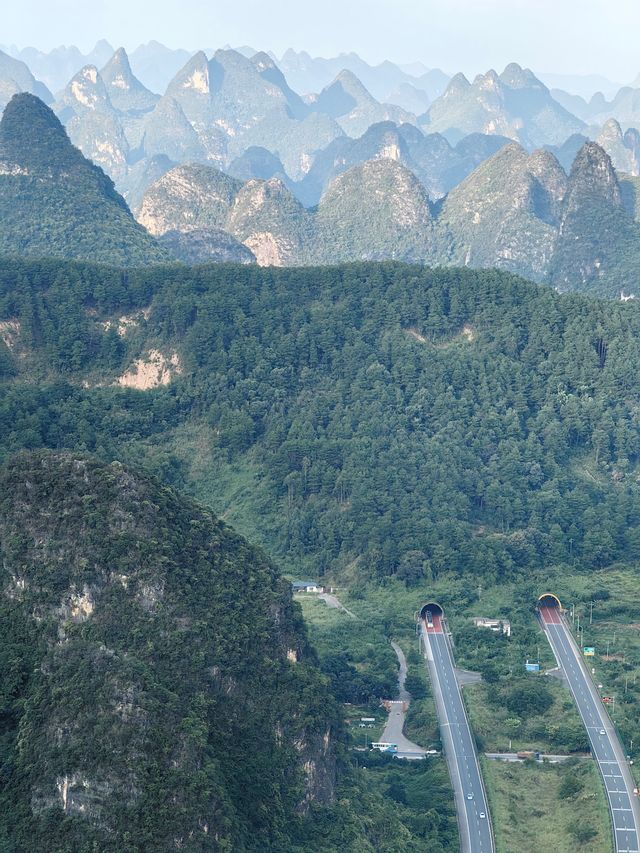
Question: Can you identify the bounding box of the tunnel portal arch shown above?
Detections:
[420,601,444,621]
[537,592,562,610]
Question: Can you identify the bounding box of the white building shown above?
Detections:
[473,617,511,637]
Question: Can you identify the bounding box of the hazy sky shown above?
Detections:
[5,0,640,82]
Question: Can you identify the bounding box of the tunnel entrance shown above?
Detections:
[420,601,444,621]
[537,593,562,610]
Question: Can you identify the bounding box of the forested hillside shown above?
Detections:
[2,259,640,586]
[0,94,169,266]
[0,450,340,852]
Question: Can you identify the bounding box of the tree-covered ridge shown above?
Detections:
[0,449,341,852]
[0,94,170,266]
[2,259,640,587]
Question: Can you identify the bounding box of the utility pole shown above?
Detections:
[571,603,575,627]
[590,601,594,625]
[606,640,610,660]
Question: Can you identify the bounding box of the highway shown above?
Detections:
[422,614,495,853]
[540,605,640,853]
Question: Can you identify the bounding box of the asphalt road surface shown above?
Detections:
[540,605,640,853]
[422,614,495,853]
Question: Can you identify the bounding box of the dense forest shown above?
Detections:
[1,258,640,587]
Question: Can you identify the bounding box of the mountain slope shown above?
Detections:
[438,142,567,280]
[140,95,208,164]
[549,141,640,294]
[0,450,337,851]
[137,163,243,235]
[3,260,640,590]
[0,48,52,112]
[100,47,159,114]
[423,64,585,147]
[294,122,511,206]
[226,177,312,265]
[165,48,298,137]
[53,64,130,182]
[0,93,168,265]
[313,69,415,137]
[596,119,640,176]
[315,158,434,262]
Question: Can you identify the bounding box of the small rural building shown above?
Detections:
[291,580,322,593]
[473,617,511,637]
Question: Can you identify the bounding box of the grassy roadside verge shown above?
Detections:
[480,756,612,853]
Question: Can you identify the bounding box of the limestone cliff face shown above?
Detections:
[137,162,242,236]
[0,451,338,850]
[100,47,158,115]
[226,177,311,265]
[137,163,307,264]
[596,119,640,177]
[53,65,131,183]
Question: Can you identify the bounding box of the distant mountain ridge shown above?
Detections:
[422,63,586,146]
[0,48,52,112]
[135,135,640,295]
[5,45,640,213]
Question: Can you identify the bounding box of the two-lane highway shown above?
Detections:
[540,605,640,853]
[422,613,495,853]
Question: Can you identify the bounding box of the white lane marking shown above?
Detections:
[425,627,493,853]
[543,620,640,851]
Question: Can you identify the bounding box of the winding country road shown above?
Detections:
[380,641,425,758]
